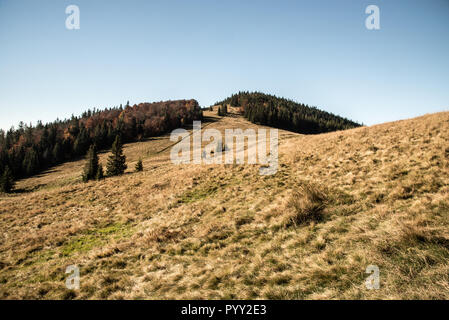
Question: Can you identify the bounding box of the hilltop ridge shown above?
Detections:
[215,91,361,133]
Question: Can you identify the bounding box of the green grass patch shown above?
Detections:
[179,184,219,203]
[61,222,133,257]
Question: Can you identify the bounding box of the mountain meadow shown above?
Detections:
[0,94,448,299]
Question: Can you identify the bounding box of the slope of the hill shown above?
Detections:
[215,91,361,133]
[0,108,448,299]
[0,99,202,182]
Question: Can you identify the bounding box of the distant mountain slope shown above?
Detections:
[0,100,202,181]
[215,92,361,134]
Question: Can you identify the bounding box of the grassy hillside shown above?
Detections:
[0,108,448,299]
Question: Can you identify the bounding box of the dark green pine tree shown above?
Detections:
[106,135,127,176]
[135,158,143,172]
[52,142,63,164]
[95,164,104,180]
[0,166,15,193]
[82,144,99,182]
[23,148,39,176]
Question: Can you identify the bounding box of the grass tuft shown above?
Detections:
[284,183,327,227]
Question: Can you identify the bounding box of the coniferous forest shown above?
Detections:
[0,100,202,186]
[215,92,361,134]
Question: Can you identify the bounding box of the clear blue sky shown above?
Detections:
[0,0,448,130]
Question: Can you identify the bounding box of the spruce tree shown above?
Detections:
[96,164,104,180]
[106,135,127,176]
[52,142,63,164]
[82,144,99,182]
[135,159,143,172]
[0,166,15,193]
[23,148,39,176]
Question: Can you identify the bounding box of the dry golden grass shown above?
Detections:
[0,108,448,299]
[284,183,328,227]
